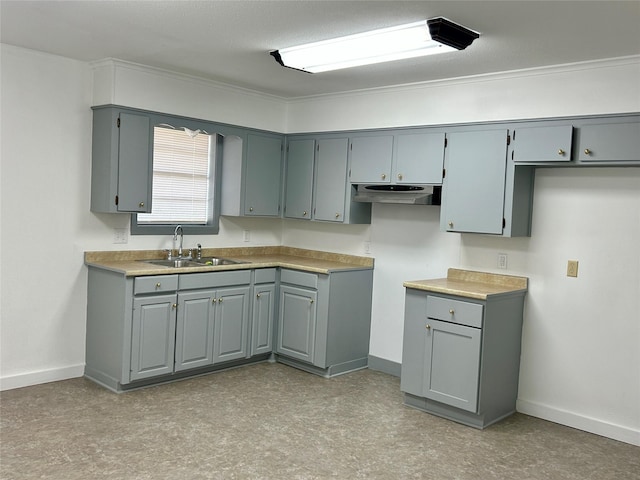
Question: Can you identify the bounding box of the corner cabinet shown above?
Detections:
[90,106,153,213]
[275,268,373,377]
[441,127,535,237]
[401,281,527,429]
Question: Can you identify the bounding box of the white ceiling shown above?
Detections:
[1,1,639,99]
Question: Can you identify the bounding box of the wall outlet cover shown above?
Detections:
[567,260,579,277]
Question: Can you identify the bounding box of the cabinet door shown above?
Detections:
[349,135,394,184]
[284,139,315,219]
[213,286,250,363]
[244,134,283,216]
[313,138,349,222]
[511,125,573,163]
[277,285,318,363]
[131,294,176,381]
[578,122,640,162]
[251,284,276,356]
[394,132,445,184]
[175,290,215,372]
[441,129,508,234]
[117,112,152,212]
[423,319,482,413]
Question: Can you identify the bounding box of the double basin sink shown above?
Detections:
[142,257,246,268]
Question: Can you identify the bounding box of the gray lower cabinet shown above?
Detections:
[401,288,526,429]
[85,267,255,392]
[275,268,373,377]
[251,269,277,356]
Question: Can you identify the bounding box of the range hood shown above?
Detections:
[353,184,441,205]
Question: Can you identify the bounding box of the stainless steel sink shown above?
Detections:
[142,257,245,268]
[144,259,200,268]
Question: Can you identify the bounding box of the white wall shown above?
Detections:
[1,43,638,445]
[283,57,640,445]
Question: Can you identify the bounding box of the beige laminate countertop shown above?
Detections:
[85,246,374,277]
[403,268,528,300]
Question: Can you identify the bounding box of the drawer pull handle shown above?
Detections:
[449,309,455,315]
[156,282,161,288]
[425,324,431,330]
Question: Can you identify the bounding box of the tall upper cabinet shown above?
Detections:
[91,106,153,213]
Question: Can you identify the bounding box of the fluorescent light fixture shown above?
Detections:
[270,18,479,73]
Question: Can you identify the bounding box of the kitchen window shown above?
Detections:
[131,123,221,235]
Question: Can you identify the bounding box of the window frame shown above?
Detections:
[131,114,222,235]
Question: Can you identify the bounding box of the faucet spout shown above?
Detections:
[173,225,184,258]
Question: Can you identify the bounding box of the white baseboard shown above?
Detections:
[0,364,85,391]
[517,398,640,447]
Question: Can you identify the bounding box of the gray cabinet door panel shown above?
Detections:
[117,112,152,212]
[512,125,573,162]
[277,285,317,363]
[394,132,445,184]
[245,134,282,216]
[285,139,315,219]
[213,286,250,362]
[175,290,215,372]
[131,294,176,381]
[314,138,349,222]
[442,129,508,234]
[423,319,481,413]
[578,122,640,162]
[349,135,394,183]
[251,284,275,355]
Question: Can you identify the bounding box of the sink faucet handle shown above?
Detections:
[164,249,173,260]
[197,243,202,259]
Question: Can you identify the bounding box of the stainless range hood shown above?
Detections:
[353,184,441,205]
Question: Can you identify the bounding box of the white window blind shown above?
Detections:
[138,126,212,225]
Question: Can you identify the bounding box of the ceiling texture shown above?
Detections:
[1,1,639,99]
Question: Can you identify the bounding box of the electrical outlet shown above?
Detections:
[364,241,371,254]
[567,260,579,277]
[113,228,128,244]
[497,253,508,269]
[243,230,251,242]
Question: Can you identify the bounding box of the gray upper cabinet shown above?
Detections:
[349,135,394,183]
[441,128,535,237]
[91,107,153,213]
[393,131,445,184]
[441,129,509,235]
[244,133,284,216]
[284,139,315,220]
[313,137,350,222]
[511,125,573,163]
[577,120,640,163]
[283,134,370,225]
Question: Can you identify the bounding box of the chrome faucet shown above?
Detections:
[174,225,184,258]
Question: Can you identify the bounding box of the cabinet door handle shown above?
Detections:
[249,206,254,212]
[381,173,387,180]
[558,149,565,156]
[335,213,340,219]
[584,148,591,155]
[212,298,217,304]
[139,202,145,208]
[449,309,455,315]
[218,298,223,303]
[303,211,307,216]
[425,324,431,330]
[256,293,261,298]
[448,221,454,228]
[172,303,177,309]
[398,173,403,180]
[310,299,314,304]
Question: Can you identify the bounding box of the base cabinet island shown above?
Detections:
[84,247,373,392]
[401,269,528,429]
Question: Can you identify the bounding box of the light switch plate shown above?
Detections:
[567,260,579,277]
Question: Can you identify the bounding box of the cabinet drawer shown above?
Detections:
[254,268,277,284]
[280,269,318,289]
[426,296,483,328]
[134,275,179,295]
[179,270,251,290]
